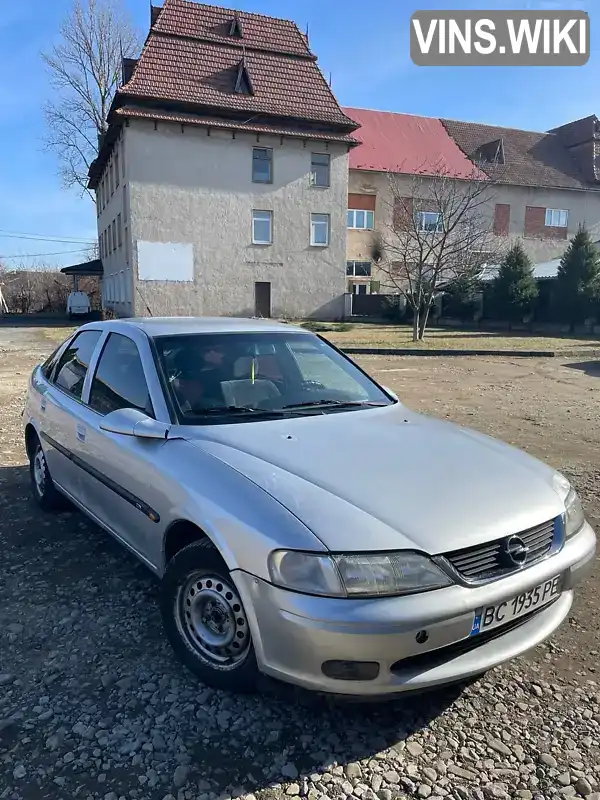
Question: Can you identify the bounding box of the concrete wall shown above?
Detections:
[347,169,600,287]
[124,119,349,320]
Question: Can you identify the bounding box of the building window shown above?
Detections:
[125,226,129,265]
[252,148,272,183]
[418,211,443,232]
[115,151,120,188]
[310,213,330,246]
[347,209,374,230]
[311,153,330,187]
[111,220,116,252]
[346,261,372,277]
[117,213,122,248]
[252,210,273,244]
[545,208,568,228]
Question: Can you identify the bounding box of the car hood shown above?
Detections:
[183,405,564,554]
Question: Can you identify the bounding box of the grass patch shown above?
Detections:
[301,321,353,333]
[317,323,600,353]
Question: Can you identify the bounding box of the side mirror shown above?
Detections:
[382,385,399,402]
[99,408,170,440]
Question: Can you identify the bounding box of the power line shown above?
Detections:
[0,248,92,260]
[0,229,96,244]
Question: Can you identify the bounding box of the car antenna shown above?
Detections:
[136,285,153,317]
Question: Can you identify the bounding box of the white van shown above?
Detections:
[66,291,91,319]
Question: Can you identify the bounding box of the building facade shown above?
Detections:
[90,0,359,320]
[343,108,600,296]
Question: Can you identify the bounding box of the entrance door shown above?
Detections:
[254,281,271,318]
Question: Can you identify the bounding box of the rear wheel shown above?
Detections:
[29,437,67,511]
[160,539,260,692]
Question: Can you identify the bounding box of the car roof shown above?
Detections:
[80,316,309,337]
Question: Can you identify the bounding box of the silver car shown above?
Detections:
[23,317,596,696]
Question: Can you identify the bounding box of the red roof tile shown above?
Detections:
[115,105,359,144]
[344,107,485,180]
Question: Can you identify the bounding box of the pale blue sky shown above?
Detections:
[0,0,596,267]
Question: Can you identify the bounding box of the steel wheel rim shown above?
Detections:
[175,571,250,670]
[33,448,46,497]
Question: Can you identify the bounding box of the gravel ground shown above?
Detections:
[1,327,599,800]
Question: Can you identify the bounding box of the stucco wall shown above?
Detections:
[125,119,349,320]
[96,130,134,316]
[347,169,600,284]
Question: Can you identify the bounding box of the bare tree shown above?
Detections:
[42,0,140,196]
[371,164,499,341]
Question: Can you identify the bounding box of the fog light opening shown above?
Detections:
[416,630,429,645]
[321,660,380,681]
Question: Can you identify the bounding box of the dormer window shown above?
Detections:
[473,138,505,165]
[234,57,254,95]
[229,13,244,38]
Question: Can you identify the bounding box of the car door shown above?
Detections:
[38,329,103,501]
[73,331,172,570]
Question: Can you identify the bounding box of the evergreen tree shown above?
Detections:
[490,241,538,322]
[554,226,600,328]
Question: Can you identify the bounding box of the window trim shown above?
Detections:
[252,209,273,245]
[347,209,375,230]
[346,260,372,278]
[310,213,331,247]
[50,329,103,404]
[545,208,568,228]
[252,147,273,184]
[418,211,444,233]
[310,152,331,188]
[88,331,155,418]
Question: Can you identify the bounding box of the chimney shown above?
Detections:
[151,4,162,26]
[550,115,600,182]
[122,57,138,85]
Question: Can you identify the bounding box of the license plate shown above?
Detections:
[470,575,562,637]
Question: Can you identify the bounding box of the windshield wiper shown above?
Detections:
[192,406,285,417]
[281,400,388,410]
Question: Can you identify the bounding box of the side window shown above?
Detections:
[41,341,68,381]
[89,333,153,417]
[53,330,102,400]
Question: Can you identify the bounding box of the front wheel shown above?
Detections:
[160,539,260,692]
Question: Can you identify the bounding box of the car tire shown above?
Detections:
[160,539,260,693]
[29,436,67,511]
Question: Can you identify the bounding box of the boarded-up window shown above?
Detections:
[393,197,413,230]
[348,193,376,210]
[493,203,510,236]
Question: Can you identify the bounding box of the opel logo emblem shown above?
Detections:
[502,535,529,567]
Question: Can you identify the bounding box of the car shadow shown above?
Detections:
[1,462,467,798]
[564,360,600,377]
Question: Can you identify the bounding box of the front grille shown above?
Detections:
[390,601,556,674]
[443,518,557,583]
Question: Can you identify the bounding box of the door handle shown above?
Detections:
[76,424,86,443]
[41,397,47,412]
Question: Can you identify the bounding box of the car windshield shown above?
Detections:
[153,331,394,424]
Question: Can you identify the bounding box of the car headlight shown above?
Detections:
[553,473,585,538]
[564,487,585,538]
[268,550,452,598]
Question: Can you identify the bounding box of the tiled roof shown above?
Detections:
[115,106,360,144]
[343,107,487,180]
[122,35,352,126]
[442,119,594,190]
[151,1,311,57]
[119,0,355,129]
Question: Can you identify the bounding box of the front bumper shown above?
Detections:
[234,522,596,696]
